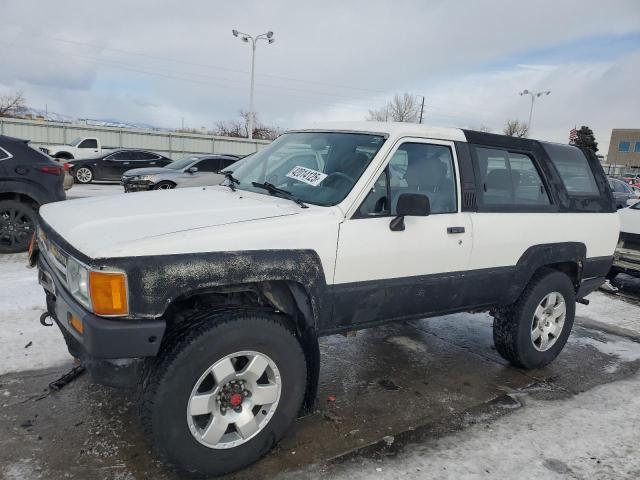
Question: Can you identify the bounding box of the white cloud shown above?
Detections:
[0,0,638,153]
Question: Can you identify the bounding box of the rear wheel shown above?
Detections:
[0,200,37,253]
[75,166,93,184]
[493,270,575,369]
[140,311,307,476]
[153,181,176,190]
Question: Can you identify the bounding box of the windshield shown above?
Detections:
[631,200,640,210]
[165,156,201,170]
[69,138,82,147]
[227,132,386,206]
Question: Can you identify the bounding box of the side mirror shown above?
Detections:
[187,166,198,174]
[390,193,430,231]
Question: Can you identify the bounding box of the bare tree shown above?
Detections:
[503,119,529,138]
[367,93,421,123]
[214,110,282,140]
[0,91,26,117]
[469,125,493,133]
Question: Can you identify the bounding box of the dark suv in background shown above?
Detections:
[0,135,65,253]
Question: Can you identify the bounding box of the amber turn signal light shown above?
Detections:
[69,314,84,335]
[89,271,128,316]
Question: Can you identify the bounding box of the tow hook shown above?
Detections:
[576,297,590,306]
[40,311,54,327]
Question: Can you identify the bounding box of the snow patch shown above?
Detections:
[0,253,72,375]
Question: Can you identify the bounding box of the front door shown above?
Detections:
[331,139,473,329]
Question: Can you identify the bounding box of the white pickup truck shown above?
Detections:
[39,137,107,160]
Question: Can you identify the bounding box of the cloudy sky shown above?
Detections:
[1,0,639,153]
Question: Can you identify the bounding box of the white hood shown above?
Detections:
[39,186,304,258]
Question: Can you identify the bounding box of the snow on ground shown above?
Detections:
[576,291,640,336]
[65,182,123,200]
[0,253,71,375]
[301,372,640,480]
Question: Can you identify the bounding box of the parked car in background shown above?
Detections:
[609,201,640,279]
[39,137,107,160]
[0,135,65,253]
[62,162,74,190]
[608,177,637,209]
[121,154,239,192]
[69,149,173,184]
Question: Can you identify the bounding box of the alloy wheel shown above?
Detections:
[531,291,566,352]
[0,204,34,250]
[76,167,93,183]
[186,351,281,449]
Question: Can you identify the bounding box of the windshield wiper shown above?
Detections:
[221,170,240,191]
[251,182,308,208]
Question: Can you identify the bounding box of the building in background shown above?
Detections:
[606,129,640,176]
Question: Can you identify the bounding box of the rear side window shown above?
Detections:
[543,143,599,195]
[474,147,550,206]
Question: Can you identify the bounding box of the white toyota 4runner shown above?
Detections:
[32,122,619,475]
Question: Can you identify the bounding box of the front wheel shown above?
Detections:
[0,200,37,253]
[75,166,93,184]
[140,312,307,476]
[153,181,176,190]
[493,270,575,369]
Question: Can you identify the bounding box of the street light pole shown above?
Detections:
[232,29,275,140]
[519,89,550,133]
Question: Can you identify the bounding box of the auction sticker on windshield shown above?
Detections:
[286,166,327,187]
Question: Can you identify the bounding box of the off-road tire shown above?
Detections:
[493,269,575,369]
[139,311,307,476]
[0,200,37,253]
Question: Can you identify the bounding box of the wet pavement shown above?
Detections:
[2,301,640,480]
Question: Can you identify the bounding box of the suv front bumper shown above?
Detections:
[37,253,166,387]
[612,232,640,278]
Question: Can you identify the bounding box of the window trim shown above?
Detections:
[0,146,14,161]
[350,137,460,219]
[78,139,98,149]
[470,144,557,213]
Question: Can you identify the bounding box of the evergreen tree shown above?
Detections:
[573,126,598,153]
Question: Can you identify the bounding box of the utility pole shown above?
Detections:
[419,96,425,124]
[519,89,550,133]
[232,29,275,139]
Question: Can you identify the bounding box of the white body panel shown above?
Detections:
[39,186,342,282]
[468,212,620,270]
[619,207,640,235]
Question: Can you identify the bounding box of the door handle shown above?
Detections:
[447,226,465,234]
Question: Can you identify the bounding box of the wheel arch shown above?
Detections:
[507,242,587,303]
[161,279,321,414]
[54,151,74,160]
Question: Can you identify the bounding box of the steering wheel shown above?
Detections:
[324,172,355,187]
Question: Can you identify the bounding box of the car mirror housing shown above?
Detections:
[187,166,198,174]
[390,193,431,231]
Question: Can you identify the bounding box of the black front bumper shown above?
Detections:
[122,180,154,192]
[38,253,166,387]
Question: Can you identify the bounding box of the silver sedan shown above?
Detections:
[121,154,239,192]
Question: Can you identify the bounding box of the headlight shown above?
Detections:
[139,175,156,181]
[66,257,91,309]
[66,257,129,316]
